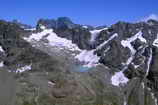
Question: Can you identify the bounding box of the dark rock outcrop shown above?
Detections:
[37,17,92,49]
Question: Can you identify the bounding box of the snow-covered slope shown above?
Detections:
[24,25,81,52]
[75,50,100,67]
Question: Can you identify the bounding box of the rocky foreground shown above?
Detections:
[0,17,158,105]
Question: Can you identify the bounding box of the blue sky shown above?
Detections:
[0,0,158,26]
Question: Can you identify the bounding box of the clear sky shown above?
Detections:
[0,0,158,26]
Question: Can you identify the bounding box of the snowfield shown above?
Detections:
[24,25,81,52]
[75,50,100,68]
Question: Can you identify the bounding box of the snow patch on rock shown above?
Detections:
[75,33,118,68]
[121,31,146,71]
[16,65,32,73]
[39,25,46,30]
[121,31,146,54]
[153,34,158,47]
[90,28,108,42]
[96,33,118,50]
[0,46,5,52]
[111,71,129,86]
[75,50,100,67]
[145,48,152,77]
[0,61,4,67]
[48,81,55,86]
[141,82,145,89]
[132,63,140,69]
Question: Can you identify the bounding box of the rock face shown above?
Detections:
[0,18,158,105]
[37,17,77,30]
[93,20,158,105]
[95,20,158,77]
[37,17,92,49]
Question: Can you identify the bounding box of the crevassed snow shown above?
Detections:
[0,46,5,52]
[75,50,100,67]
[111,71,129,86]
[16,65,32,73]
[90,28,108,42]
[145,48,152,77]
[24,26,81,51]
[96,33,118,50]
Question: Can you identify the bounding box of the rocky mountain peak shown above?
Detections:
[37,18,57,29]
[37,17,78,31]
